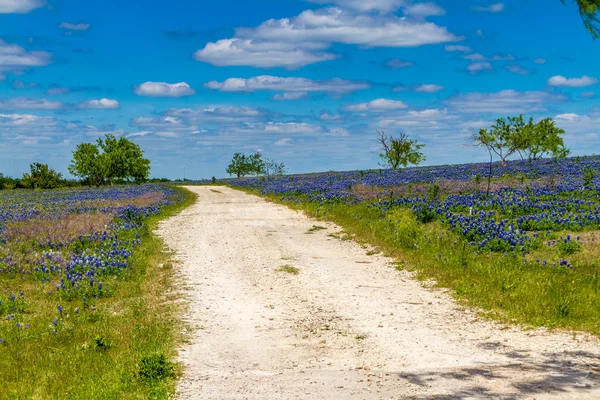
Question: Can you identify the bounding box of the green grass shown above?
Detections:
[305,225,327,234]
[0,186,197,399]
[278,265,300,275]
[252,191,600,336]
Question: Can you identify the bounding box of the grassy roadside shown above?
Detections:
[239,188,600,336]
[0,186,196,400]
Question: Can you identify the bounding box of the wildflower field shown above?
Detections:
[0,184,193,399]
[229,156,600,334]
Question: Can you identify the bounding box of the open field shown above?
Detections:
[159,185,600,399]
[0,184,195,399]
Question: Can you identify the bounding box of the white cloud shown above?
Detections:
[196,7,462,68]
[548,75,598,88]
[445,45,473,52]
[194,38,337,69]
[445,90,567,113]
[491,54,515,61]
[345,98,408,112]
[505,64,530,75]
[0,0,44,13]
[205,75,369,93]
[274,137,293,146]
[305,0,406,12]
[467,62,493,72]
[581,91,596,98]
[241,8,461,48]
[59,22,90,31]
[163,106,272,124]
[272,92,309,101]
[0,39,51,79]
[134,82,196,97]
[78,98,120,109]
[0,97,64,110]
[464,53,486,61]
[414,84,444,93]
[403,2,445,18]
[472,3,504,12]
[385,58,414,68]
[534,58,547,64]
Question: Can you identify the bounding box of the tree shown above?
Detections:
[69,134,150,186]
[226,152,265,178]
[515,118,570,161]
[21,163,63,189]
[377,131,426,170]
[263,158,288,176]
[474,115,527,167]
[563,0,600,39]
[69,142,107,187]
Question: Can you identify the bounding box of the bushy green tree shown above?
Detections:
[563,0,600,38]
[21,163,64,189]
[377,131,426,170]
[516,118,570,161]
[474,116,570,166]
[69,134,150,186]
[226,152,264,178]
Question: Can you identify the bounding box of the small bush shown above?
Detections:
[278,265,300,275]
[558,239,583,256]
[137,353,176,381]
[387,208,422,249]
[94,335,112,350]
[414,205,438,224]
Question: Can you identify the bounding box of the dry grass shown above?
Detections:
[3,212,114,244]
[87,192,165,208]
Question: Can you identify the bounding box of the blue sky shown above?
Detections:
[0,0,598,179]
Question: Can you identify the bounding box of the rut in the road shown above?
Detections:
[157,186,600,400]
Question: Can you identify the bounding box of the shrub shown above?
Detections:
[137,353,176,381]
[558,238,583,255]
[388,208,422,249]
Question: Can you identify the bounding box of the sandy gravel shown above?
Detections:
[157,186,600,399]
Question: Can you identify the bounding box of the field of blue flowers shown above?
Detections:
[0,184,190,398]
[229,156,600,334]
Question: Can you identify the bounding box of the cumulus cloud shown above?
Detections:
[467,62,493,73]
[134,82,196,97]
[0,0,45,14]
[444,90,567,113]
[305,0,406,12]
[204,75,369,94]
[78,98,120,109]
[472,3,504,12]
[195,7,461,68]
[547,75,598,88]
[345,98,408,112]
[414,84,444,93]
[534,58,547,64]
[59,22,91,31]
[403,2,445,18]
[194,39,337,69]
[0,39,52,79]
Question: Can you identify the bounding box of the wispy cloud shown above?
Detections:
[59,22,91,32]
[444,90,567,113]
[0,39,51,80]
[205,76,369,94]
[472,3,504,12]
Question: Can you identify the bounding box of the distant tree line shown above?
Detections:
[1,134,153,190]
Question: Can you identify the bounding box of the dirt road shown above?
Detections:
[157,186,600,399]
